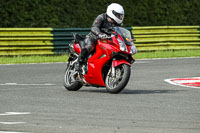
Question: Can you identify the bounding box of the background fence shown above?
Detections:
[0,26,199,56]
[0,28,90,56]
[133,26,200,51]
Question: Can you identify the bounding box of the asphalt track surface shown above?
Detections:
[0,58,199,133]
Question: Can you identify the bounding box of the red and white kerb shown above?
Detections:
[165,77,200,89]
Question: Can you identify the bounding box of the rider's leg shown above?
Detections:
[76,36,96,71]
[78,48,88,64]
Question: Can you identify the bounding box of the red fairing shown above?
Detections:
[126,45,131,53]
[113,60,131,67]
[74,43,81,54]
[113,34,132,54]
[112,35,119,46]
[83,42,112,86]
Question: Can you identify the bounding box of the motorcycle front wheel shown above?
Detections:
[64,63,83,91]
[105,64,131,94]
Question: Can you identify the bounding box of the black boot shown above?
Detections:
[75,48,88,71]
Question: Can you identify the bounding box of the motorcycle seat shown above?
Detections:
[72,33,85,49]
[73,33,85,43]
[79,41,85,49]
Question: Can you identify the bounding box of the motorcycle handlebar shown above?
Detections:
[99,36,112,40]
[101,28,114,35]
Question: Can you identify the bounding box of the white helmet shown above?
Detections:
[106,3,124,24]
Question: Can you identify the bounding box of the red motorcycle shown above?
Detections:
[64,27,137,94]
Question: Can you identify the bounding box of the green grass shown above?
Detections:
[0,54,69,64]
[134,49,200,59]
[0,50,199,64]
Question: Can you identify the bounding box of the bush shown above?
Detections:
[0,0,199,27]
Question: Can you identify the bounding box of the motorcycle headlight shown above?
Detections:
[130,45,137,55]
[117,38,128,52]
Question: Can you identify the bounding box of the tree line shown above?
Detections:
[0,0,199,27]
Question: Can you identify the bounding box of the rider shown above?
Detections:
[76,3,124,71]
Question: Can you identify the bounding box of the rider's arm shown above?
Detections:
[91,14,104,36]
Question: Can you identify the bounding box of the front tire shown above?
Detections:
[64,63,83,91]
[105,64,131,94]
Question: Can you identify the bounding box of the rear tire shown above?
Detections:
[64,63,82,91]
[105,64,131,94]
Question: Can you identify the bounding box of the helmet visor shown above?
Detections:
[112,10,124,20]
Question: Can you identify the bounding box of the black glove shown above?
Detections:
[98,33,109,39]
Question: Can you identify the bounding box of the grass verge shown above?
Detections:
[0,54,69,64]
[0,50,199,64]
[134,49,200,59]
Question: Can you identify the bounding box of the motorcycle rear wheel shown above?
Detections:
[105,64,131,94]
[64,63,83,91]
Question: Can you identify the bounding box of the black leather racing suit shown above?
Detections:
[78,13,121,63]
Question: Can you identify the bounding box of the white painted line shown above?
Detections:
[0,112,30,116]
[0,112,30,133]
[0,83,55,86]
[0,122,26,125]
[0,131,30,133]
[172,80,200,84]
[5,83,17,85]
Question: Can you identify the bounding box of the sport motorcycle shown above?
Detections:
[64,27,137,94]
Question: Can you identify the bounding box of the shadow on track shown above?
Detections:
[121,89,186,94]
[79,88,186,94]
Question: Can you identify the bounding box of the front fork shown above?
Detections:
[111,58,131,76]
[111,58,116,77]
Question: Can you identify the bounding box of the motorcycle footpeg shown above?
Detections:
[77,74,88,85]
